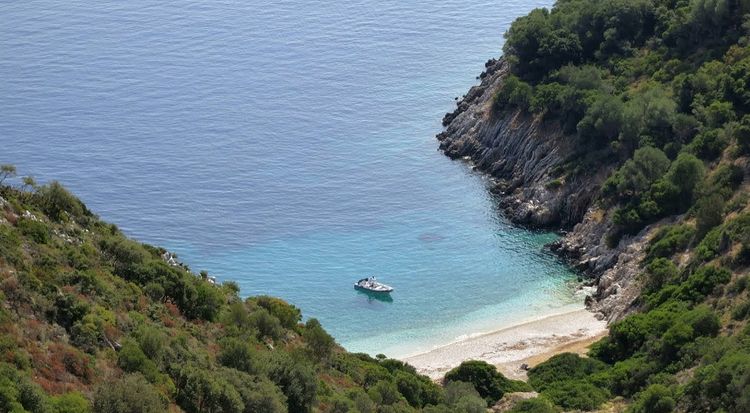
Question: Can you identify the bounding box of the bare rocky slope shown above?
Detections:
[437,58,654,322]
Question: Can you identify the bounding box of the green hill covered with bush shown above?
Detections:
[1,175,525,413]
[4,0,750,411]
[487,0,750,411]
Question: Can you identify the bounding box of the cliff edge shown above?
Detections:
[437,59,651,322]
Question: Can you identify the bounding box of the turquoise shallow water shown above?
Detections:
[0,0,575,356]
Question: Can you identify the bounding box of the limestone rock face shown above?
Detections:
[437,58,660,322]
[437,59,605,229]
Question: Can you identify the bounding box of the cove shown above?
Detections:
[0,0,571,356]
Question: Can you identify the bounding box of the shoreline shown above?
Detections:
[401,307,607,380]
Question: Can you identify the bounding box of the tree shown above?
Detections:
[367,380,402,406]
[0,164,16,186]
[665,152,705,205]
[604,147,670,200]
[51,392,91,413]
[443,381,486,413]
[173,364,244,413]
[303,318,335,361]
[37,181,86,222]
[695,194,725,240]
[444,360,528,406]
[218,368,287,413]
[494,76,533,111]
[218,338,264,376]
[577,94,625,145]
[93,373,166,413]
[251,296,301,330]
[267,354,317,413]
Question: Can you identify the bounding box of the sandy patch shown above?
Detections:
[401,309,607,380]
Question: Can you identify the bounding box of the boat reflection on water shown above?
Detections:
[355,289,394,303]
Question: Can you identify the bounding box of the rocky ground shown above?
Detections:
[437,58,659,322]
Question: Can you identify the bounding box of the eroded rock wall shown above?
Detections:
[438,58,654,322]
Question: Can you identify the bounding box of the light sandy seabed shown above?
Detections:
[401,309,608,380]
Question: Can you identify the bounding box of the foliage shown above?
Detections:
[93,374,166,413]
[302,318,335,361]
[541,380,608,411]
[444,360,531,406]
[507,397,558,413]
[528,353,607,391]
[0,181,472,413]
[494,75,534,111]
[627,384,675,413]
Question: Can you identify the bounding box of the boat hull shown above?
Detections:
[354,284,393,293]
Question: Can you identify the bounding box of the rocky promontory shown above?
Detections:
[437,58,656,322]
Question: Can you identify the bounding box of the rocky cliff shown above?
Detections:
[438,58,655,322]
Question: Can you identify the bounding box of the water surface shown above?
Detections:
[0,0,576,356]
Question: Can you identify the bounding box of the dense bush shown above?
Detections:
[527,353,607,391]
[93,373,166,413]
[494,75,533,111]
[444,360,531,406]
[507,397,558,413]
[541,380,609,411]
[628,384,675,413]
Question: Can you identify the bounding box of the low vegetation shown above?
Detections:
[0,177,516,413]
[486,0,750,410]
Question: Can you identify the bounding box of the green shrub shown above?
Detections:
[628,384,675,413]
[507,397,558,413]
[443,381,485,413]
[368,380,403,406]
[685,348,750,412]
[117,340,160,383]
[267,353,318,413]
[218,368,287,413]
[303,318,335,361]
[731,300,750,320]
[93,373,166,413]
[251,296,301,330]
[247,308,283,341]
[647,224,695,260]
[528,353,607,392]
[445,360,531,406]
[17,219,50,244]
[694,194,725,240]
[173,364,244,413]
[677,266,731,302]
[217,338,264,376]
[690,129,729,160]
[541,380,609,411]
[577,94,625,145]
[694,227,724,262]
[494,75,533,111]
[644,258,678,293]
[36,181,86,222]
[0,226,23,267]
[51,392,91,413]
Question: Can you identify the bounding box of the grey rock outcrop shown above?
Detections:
[437,59,604,229]
[438,58,651,322]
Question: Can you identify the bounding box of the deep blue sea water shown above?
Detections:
[0,0,579,357]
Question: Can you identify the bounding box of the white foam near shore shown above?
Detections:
[401,308,608,380]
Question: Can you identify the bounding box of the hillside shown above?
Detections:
[438,0,750,411]
[4,0,750,412]
[2,175,535,413]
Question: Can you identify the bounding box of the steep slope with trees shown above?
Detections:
[0,175,530,413]
[440,0,750,411]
